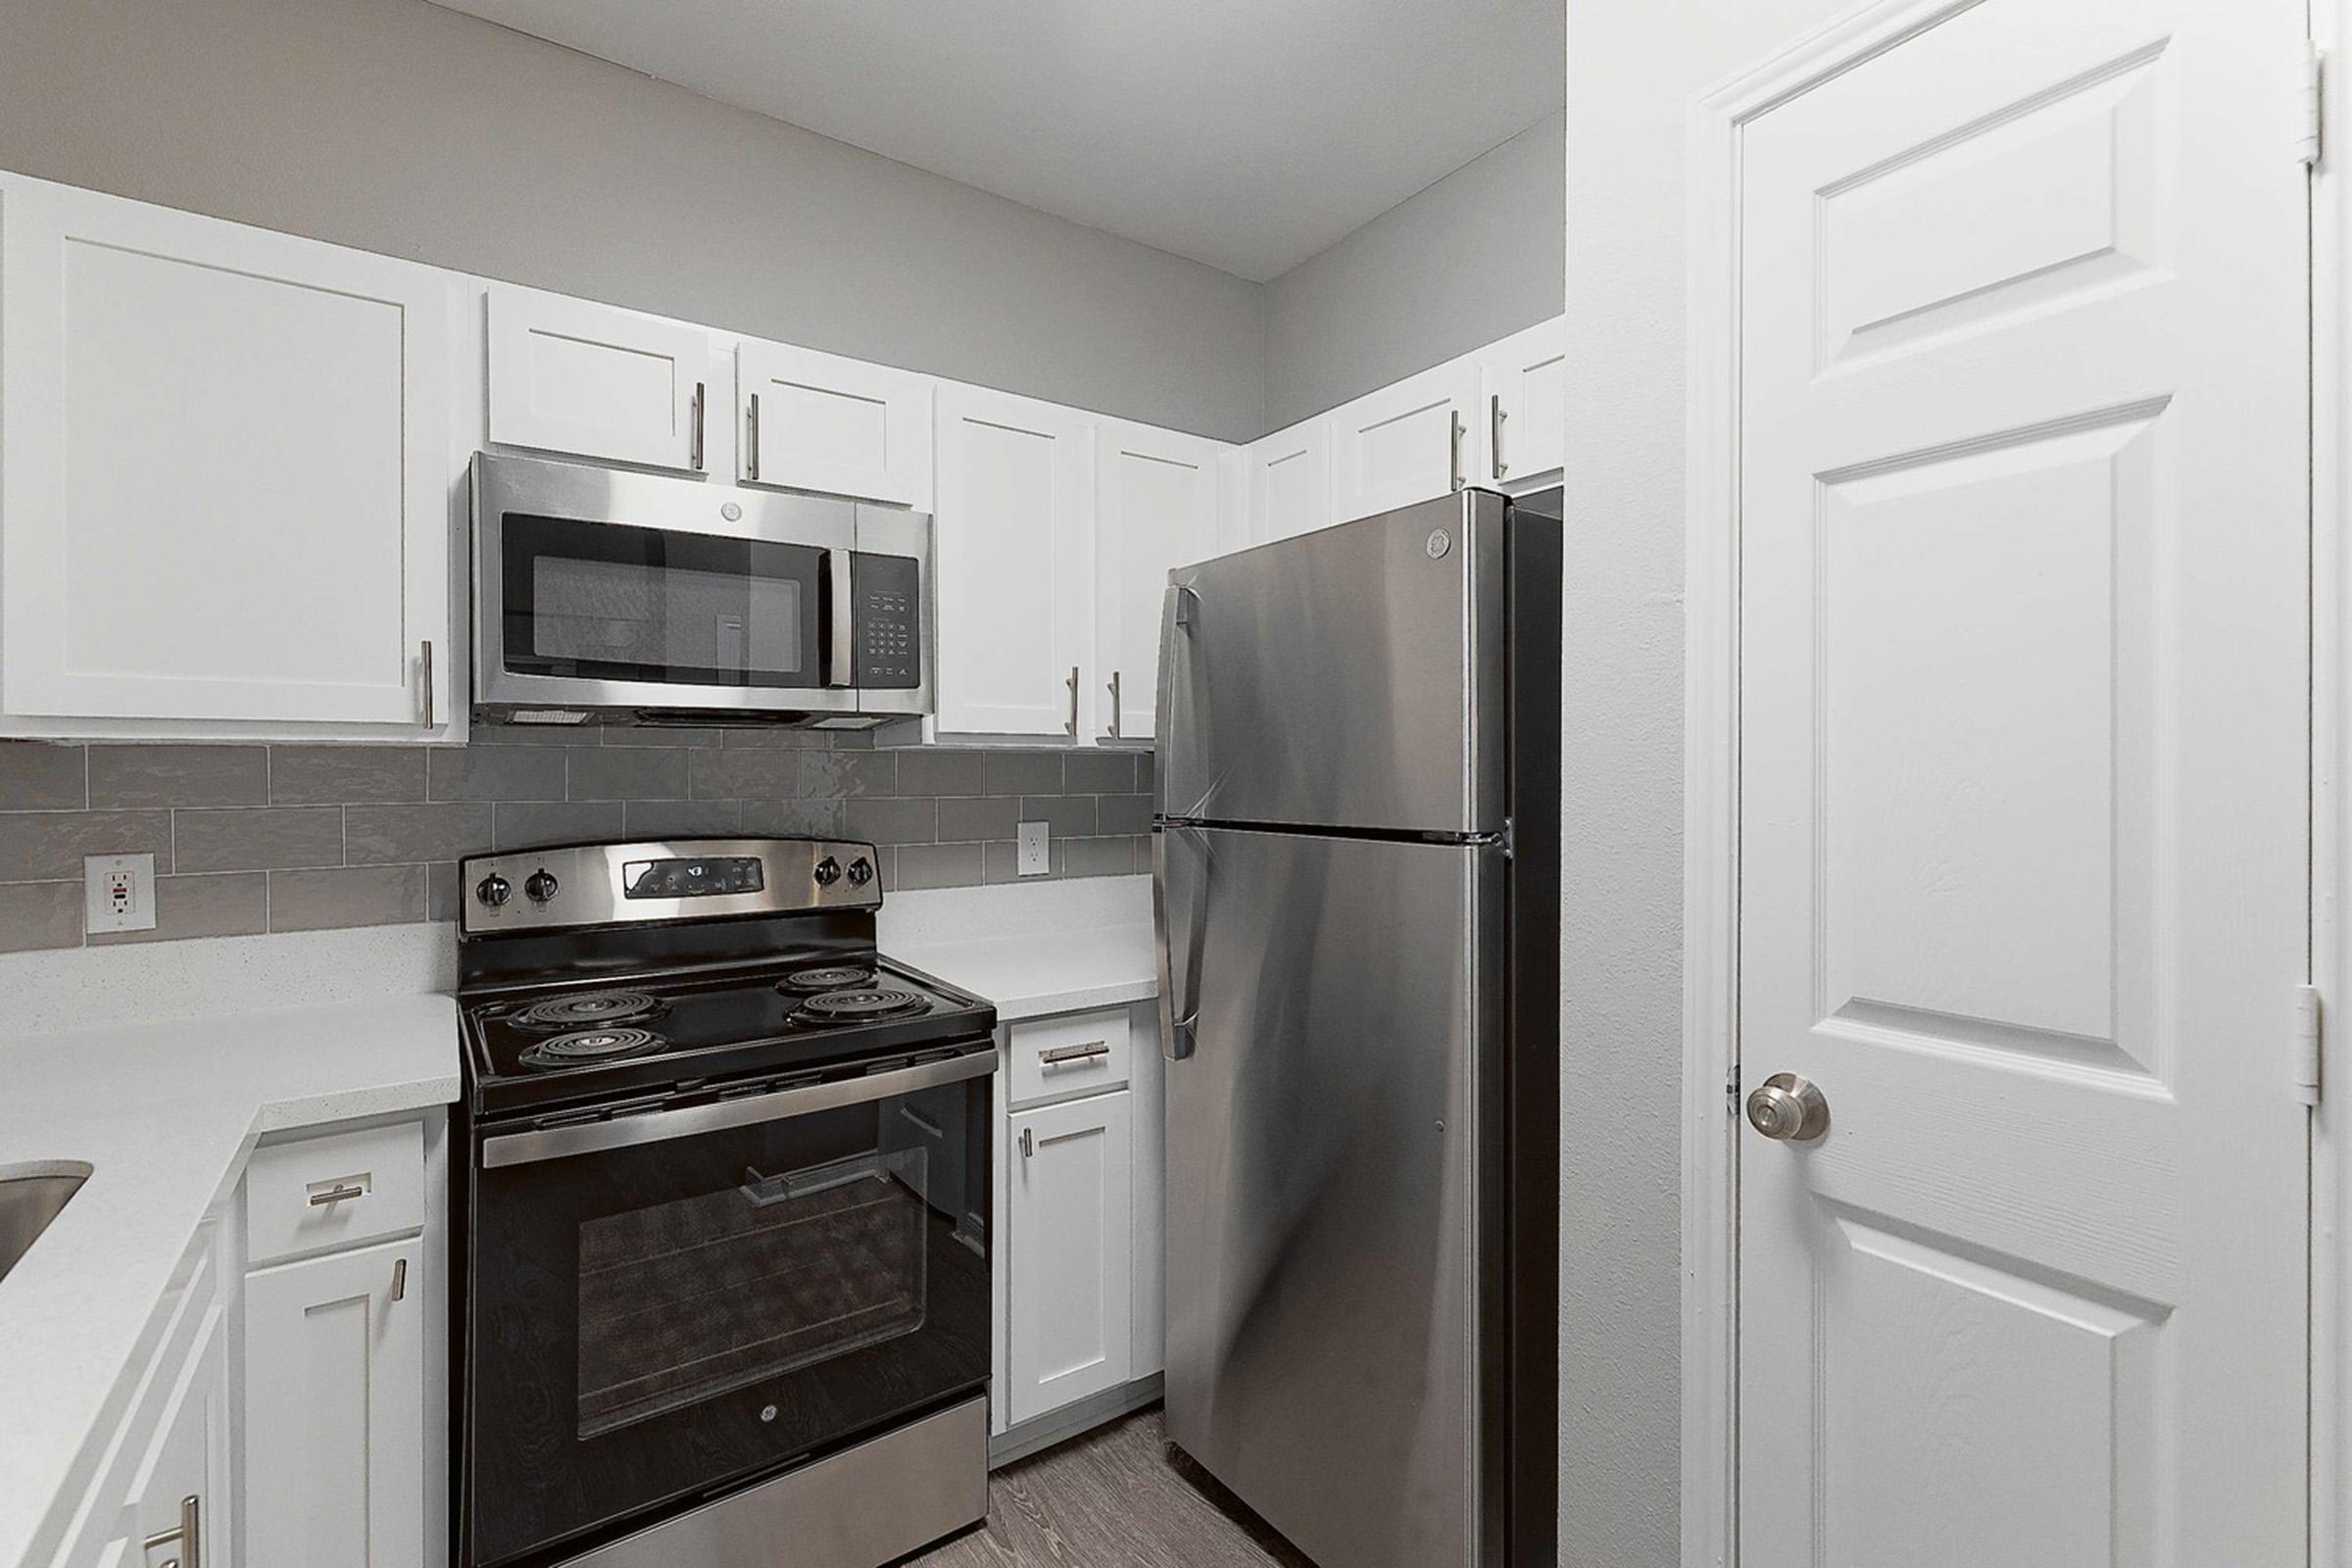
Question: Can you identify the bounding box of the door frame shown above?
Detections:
[1680,1,2330,1565]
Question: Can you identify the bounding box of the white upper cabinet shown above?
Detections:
[1244,416,1334,545]
[1328,357,1481,524]
[1094,420,1220,742]
[487,285,711,473]
[737,339,934,509]
[0,176,459,735]
[933,384,1092,737]
[1475,316,1565,491]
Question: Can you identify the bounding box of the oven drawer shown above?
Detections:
[246,1120,425,1265]
[1006,1007,1131,1108]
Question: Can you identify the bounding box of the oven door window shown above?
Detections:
[501,512,825,689]
[465,1069,989,1566]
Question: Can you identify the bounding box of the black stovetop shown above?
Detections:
[458,949,995,1119]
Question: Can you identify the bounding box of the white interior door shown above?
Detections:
[1736,3,2309,1565]
[1095,419,1220,742]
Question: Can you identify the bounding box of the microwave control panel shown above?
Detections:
[854,553,922,690]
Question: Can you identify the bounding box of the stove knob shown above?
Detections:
[846,856,874,887]
[524,869,560,904]
[474,874,512,908]
[813,856,843,888]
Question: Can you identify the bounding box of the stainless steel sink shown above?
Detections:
[0,1164,91,1285]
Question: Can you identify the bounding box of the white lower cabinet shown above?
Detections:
[243,1236,426,1568]
[1004,1090,1134,1426]
[117,1303,231,1568]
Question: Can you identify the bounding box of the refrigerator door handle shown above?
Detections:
[1153,828,1201,1060]
[1156,580,1200,811]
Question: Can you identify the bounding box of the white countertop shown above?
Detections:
[881,874,1158,1021]
[0,988,459,1567]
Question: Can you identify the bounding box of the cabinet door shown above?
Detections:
[0,177,456,729]
[1328,357,1480,523]
[1476,316,1565,490]
[243,1237,425,1568]
[933,385,1091,737]
[738,339,933,508]
[486,285,710,472]
[1005,1092,1133,1424]
[1094,421,1220,743]
[1246,416,1333,545]
[102,1296,230,1568]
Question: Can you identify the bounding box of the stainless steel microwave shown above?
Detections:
[471,452,932,727]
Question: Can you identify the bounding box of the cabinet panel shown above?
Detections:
[1127,1004,1166,1381]
[0,177,456,729]
[1007,1005,1134,1108]
[1329,358,1480,523]
[487,286,708,472]
[1094,421,1220,742]
[1005,1092,1133,1425]
[116,1300,229,1568]
[1246,416,1334,545]
[244,1237,425,1568]
[933,385,1091,737]
[1477,317,1565,489]
[738,340,932,508]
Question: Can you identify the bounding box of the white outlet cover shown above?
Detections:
[85,852,157,934]
[1015,821,1051,877]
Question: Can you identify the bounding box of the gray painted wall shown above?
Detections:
[0,0,1266,442]
[1261,110,1565,432]
[1556,2,1852,1562]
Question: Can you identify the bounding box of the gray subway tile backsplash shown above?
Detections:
[0,733,1153,955]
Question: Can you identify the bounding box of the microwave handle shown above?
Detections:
[824,548,856,689]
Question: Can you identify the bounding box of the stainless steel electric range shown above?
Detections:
[452,838,996,1568]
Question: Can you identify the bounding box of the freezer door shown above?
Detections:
[1157,822,1501,1568]
[1156,490,1506,834]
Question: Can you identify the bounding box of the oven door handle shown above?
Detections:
[823,548,856,689]
[479,1049,995,1169]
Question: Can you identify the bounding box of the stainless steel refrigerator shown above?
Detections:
[1152,487,1559,1568]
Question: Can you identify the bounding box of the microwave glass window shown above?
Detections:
[502,513,825,688]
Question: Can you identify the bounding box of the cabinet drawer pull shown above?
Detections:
[419,640,434,730]
[145,1494,200,1568]
[1491,394,1508,480]
[690,380,707,470]
[1449,410,1465,492]
[391,1255,409,1302]
[1065,665,1080,736]
[747,392,761,481]
[1019,1126,1035,1158]
[1104,671,1122,740]
[308,1182,367,1206]
[1039,1040,1110,1066]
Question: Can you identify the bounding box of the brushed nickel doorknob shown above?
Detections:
[1745,1072,1829,1142]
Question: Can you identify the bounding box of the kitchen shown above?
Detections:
[4,1,2344,1567]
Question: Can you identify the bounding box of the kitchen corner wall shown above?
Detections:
[0,730,1153,955]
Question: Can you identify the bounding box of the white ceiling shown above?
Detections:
[425,0,1564,281]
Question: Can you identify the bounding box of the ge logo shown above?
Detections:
[1425,529,1451,560]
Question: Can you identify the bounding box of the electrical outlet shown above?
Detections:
[1015,820,1051,877]
[85,853,156,935]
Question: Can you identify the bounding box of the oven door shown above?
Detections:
[473,452,864,716]
[462,1046,994,1568]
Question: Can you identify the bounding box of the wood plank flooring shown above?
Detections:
[905,1407,1316,1568]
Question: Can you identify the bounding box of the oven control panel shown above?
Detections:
[459,838,881,934]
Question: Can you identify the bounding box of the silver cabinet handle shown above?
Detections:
[1491,394,1507,480]
[391,1255,408,1302]
[1040,1040,1109,1066]
[419,641,434,730]
[1019,1126,1035,1158]
[1449,410,1465,492]
[145,1494,200,1568]
[1104,671,1122,740]
[824,549,856,688]
[747,391,761,481]
[690,381,707,471]
[1065,665,1080,736]
[309,1182,366,1206]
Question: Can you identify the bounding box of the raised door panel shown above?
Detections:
[1735,4,2307,1565]
[486,285,708,472]
[738,339,932,508]
[0,177,455,728]
[933,385,1090,737]
[1477,317,1565,489]
[1247,417,1332,544]
[1005,1092,1132,1424]
[1329,359,1477,524]
[244,1237,425,1568]
[1094,420,1220,743]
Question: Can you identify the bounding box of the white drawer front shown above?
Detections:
[245,1120,424,1265]
[1006,1007,1132,1108]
